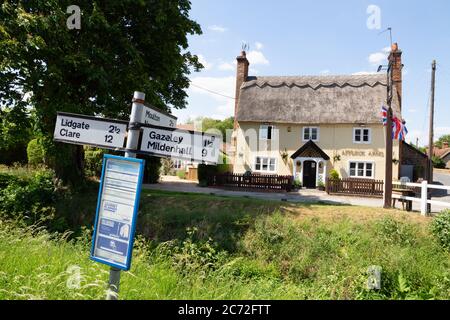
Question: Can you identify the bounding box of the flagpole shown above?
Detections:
[384,60,394,209]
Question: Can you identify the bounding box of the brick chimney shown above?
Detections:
[234,51,249,129]
[388,43,403,111]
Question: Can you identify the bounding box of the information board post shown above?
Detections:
[106,91,145,300]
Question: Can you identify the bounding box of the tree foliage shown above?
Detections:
[187,117,234,141]
[0,106,33,164]
[0,0,203,182]
[435,135,450,149]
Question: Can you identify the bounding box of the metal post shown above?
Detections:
[106,91,145,300]
[106,268,121,300]
[126,91,146,159]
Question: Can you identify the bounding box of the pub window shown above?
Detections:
[353,128,371,144]
[303,127,319,142]
[349,161,374,178]
[255,157,276,173]
[173,159,184,169]
[259,125,274,140]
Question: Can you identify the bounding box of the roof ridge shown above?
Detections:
[242,80,386,90]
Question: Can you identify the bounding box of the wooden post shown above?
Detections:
[384,59,394,209]
[428,60,436,183]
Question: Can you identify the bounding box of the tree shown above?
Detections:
[186,116,234,142]
[0,105,33,164]
[432,156,446,169]
[435,135,450,149]
[0,1,202,183]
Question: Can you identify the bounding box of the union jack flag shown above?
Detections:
[381,106,388,126]
[399,121,408,141]
[392,117,408,141]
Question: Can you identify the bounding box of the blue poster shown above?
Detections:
[90,155,145,271]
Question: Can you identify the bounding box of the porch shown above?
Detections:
[291,140,330,188]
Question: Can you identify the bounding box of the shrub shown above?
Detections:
[293,179,302,189]
[330,169,340,180]
[177,170,186,180]
[0,169,57,225]
[432,156,446,169]
[161,158,175,175]
[198,164,218,186]
[431,210,450,249]
[84,147,105,177]
[27,138,45,166]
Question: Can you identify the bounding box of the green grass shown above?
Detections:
[1,186,450,300]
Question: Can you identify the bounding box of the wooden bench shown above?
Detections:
[392,188,415,211]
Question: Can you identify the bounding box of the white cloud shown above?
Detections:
[255,42,264,50]
[190,76,235,99]
[368,52,388,65]
[188,76,236,119]
[436,127,450,139]
[382,46,391,53]
[197,54,213,71]
[249,68,259,75]
[408,108,418,113]
[407,129,427,146]
[218,62,235,71]
[247,50,269,65]
[208,25,227,33]
[320,69,331,75]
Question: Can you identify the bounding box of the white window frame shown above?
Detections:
[259,125,275,141]
[254,156,277,173]
[173,159,184,170]
[353,127,372,144]
[302,127,320,142]
[348,161,375,179]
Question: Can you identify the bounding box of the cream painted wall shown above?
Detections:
[233,122,400,181]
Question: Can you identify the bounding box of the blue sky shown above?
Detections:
[174,0,450,147]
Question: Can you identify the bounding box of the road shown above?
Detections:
[145,176,450,214]
[433,170,450,201]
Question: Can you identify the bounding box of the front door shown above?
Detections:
[303,161,317,188]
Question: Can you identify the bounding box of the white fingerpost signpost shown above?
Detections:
[140,126,220,164]
[54,113,128,150]
[53,91,219,300]
[139,103,177,129]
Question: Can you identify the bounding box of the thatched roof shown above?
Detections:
[237,74,401,124]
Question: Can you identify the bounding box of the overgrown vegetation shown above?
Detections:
[431,210,450,249]
[1,166,450,300]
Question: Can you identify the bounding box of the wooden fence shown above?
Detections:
[326,178,384,198]
[209,173,294,192]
